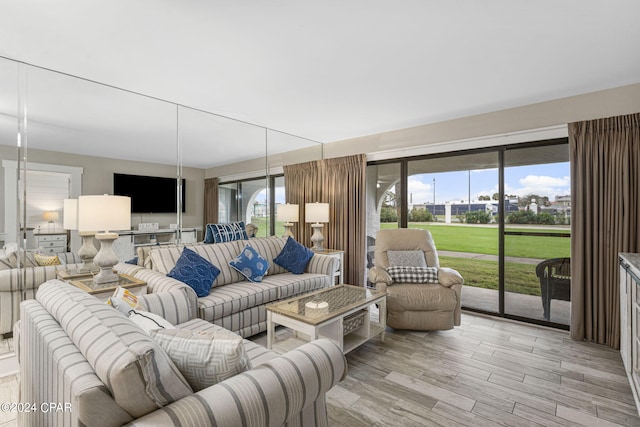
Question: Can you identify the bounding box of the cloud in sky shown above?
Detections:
[506,175,570,198]
[407,177,433,204]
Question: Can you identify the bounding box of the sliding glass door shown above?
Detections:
[366,139,570,327]
[408,152,500,314]
[503,144,571,326]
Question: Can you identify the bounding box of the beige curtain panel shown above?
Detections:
[569,112,640,348]
[284,154,367,286]
[204,177,219,225]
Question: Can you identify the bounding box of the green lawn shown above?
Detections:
[381,222,570,259]
[440,256,541,295]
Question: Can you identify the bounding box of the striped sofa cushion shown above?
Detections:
[138,243,201,269]
[149,241,245,288]
[197,281,279,322]
[261,273,330,299]
[36,281,193,418]
[246,236,289,275]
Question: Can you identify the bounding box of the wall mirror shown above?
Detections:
[0,56,325,264]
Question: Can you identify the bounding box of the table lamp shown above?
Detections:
[277,203,299,238]
[78,195,131,284]
[63,198,98,273]
[43,211,59,233]
[305,202,329,252]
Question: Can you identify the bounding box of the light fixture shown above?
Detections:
[305,202,329,252]
[277,203,299,238]
[78,195,131,284]
[63,198,98,273]
[43,211,59,233]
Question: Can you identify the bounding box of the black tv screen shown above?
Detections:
[113,173,186,213]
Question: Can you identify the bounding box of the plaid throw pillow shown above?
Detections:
[386,266,439,284]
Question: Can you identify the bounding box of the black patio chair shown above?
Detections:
[536,257,571,321]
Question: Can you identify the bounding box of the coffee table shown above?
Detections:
[68,273,147,302]
[266,284,387,354]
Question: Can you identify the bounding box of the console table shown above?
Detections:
[113,228,198,261]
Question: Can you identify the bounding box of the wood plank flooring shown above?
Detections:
[1,312,638,426]
[254,311,639,426]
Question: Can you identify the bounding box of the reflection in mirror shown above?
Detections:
[1,60,179,262]
[0,58,19,248]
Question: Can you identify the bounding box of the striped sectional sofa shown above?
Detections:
[18,281,347,427]
[0,251,81,336]
[115,236,339,338]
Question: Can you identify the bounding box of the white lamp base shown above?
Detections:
[93,232,120,284]
[282,222,295,239]
[310,223,325,252]
[78,232,98,272]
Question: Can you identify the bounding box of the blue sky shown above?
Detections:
[408,162,570,204]
[255,161,571,206]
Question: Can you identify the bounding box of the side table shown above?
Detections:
[68,273,147,302]
[314,249,344,284]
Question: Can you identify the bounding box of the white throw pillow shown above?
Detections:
[150,328,252,391]
[129,310,175,335]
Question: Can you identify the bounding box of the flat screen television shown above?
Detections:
[113,173,185,213]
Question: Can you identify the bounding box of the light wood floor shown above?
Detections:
[254,311,639,426]
[329,313,639,426]
[2,312,639,426]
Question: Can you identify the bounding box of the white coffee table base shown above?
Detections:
[267,295,386,354]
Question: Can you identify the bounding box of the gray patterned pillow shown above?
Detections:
[150,328,252,391]
[387,250,427,267]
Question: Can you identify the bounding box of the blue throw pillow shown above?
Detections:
[125,256,139,265]
[273,237,314,274]
[204,222,248,244]
[229,245,269,283]
[167,248,221,297]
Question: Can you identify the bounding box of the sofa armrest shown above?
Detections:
[127,339,347,427]
[368,266,392,287]
[137,287,196,325]
[306,254,339,278]
[438,267,464,288]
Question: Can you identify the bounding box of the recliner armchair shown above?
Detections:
[368,228,463,331]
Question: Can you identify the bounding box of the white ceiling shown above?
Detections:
[0,0,639,168]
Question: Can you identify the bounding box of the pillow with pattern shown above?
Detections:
[387,250,427,267]
[204,222,248,244]
[150,328,252,391]
[34,253,61,266]
[167,248,221,297]
[273,236,314,274]
[386,266,439,284]
[229,245,269,282]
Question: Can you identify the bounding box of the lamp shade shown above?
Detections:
[305,202,329,223]
[63,199,78,230]
[277,203,299,223]
[43,211,59,222]
[78,195,131,233]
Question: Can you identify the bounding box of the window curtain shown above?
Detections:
[203,177,219,225]
[569,113,640,348]
[284,154,367,286]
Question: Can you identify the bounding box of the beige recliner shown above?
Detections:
[368,228,463,331]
